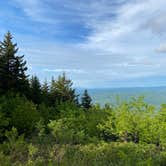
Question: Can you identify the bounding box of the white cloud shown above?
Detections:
[6,0,166,87]
[43,68,86,74]
[156,43,166,53]
[83,0,166,50]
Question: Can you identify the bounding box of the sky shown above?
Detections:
[0,0,166,88]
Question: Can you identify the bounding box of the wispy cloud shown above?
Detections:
[156,43,166,53]
[11,0,55,23]
[1,0,166,87]
[43,68,86,74]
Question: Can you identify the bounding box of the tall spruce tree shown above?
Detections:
[41,79,49,95]
[0,32,28,95]
[81,89,92,109]
[29,75,41,104]
[41,79,50,105]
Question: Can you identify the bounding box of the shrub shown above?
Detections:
[0,95,40,136]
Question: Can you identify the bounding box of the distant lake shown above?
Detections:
[78,87,166,106]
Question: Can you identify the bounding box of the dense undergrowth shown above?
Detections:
[0,95,166,165]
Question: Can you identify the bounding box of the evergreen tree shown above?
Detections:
[0,32,28,95]
[41,79,50,105]
[50,73,77,104]
[41,79,49,95]
[29,75,41,104]
[81,89,92,109]
[75,95,80,107]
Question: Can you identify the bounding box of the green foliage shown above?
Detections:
[35,118,47,144]
[81,89,92,109]
[0,32,28,96]
[29,75,42,105]
[0,95,40,135]
[97,97,166,149]
[0,112,9,141]
[1,95,166,165]
[10,97,40,135]
[41,80,50,105]
[28,143,38,159]
[2,127,28,164]
[50,73,78,105]
[48,105,109,144]
[38,104,56,124]
[63,142,165,166]
[48,118,87,144]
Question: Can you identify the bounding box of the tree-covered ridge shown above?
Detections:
[0,32,166,165]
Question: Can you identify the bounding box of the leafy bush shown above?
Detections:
[0,95,40,136]
[1,96,166,165]
[57,142,165,166]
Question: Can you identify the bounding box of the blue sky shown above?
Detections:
[0,0,166,88]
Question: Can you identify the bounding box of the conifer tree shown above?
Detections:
[29,75,41,104]
[81,89,92,109]
[50,73,77,104]
[41,79,49,95]
[41,79,50,105]
[0,32,28,95]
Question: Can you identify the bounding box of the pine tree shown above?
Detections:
[41,79,49,95]
[41,79,50,105]
[50,73,77,104]
[0,32,28,95]
[81,89,92,109]
[29,75,41,104]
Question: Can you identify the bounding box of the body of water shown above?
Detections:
[83,87,166,106]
